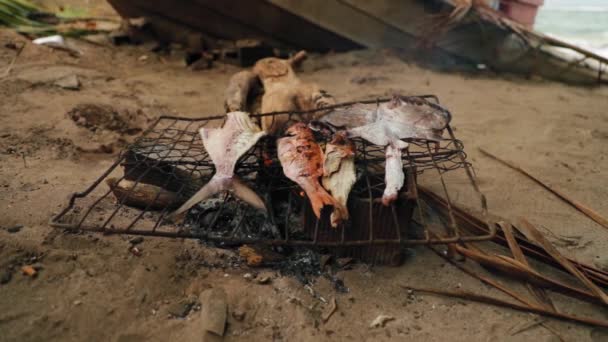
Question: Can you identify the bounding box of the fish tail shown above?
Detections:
[168,175,267,221]
[167,175,224,221]
[330,203,349,228]
[230,176,267,212]
[302,183,338,219]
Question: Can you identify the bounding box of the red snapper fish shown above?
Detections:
[169,111,267,219]
[277,123,339,220]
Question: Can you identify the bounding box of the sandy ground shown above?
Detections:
[1,4,608,341]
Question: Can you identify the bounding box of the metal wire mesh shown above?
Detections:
[50,95,495,248]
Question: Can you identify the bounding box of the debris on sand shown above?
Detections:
[256,273,272,285]
[67,103,147,135]
[322,297,337,323]
[21,265,37,277]
[239,245,263,267]
[5,225,23,233]
[238,245,284,267]
[232,308,246,322]
[167,297,198,318]
[129,236,144,245]
[129,246,142,257]
[370,315,395,328]
[199,288,228,337]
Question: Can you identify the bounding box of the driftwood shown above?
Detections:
[106,177,183,210]
[479,148,608,230]
[122,147,207,196]
[199,288,228,339]
[403,285,608,329]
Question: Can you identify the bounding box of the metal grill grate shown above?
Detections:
[50,96,495,249]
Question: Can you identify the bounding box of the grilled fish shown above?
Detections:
[331,95,450,206]
[277,123,338,219]
[169,112,267,219]
[346,95,451,145]
[322,132,355,227]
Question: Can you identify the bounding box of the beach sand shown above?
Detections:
[1,11,608,342]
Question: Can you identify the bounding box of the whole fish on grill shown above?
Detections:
[321,95,451,206]
[322,132,355,227]
[320,95,451,143]
[277,123,339,219]
[168,111,267,220]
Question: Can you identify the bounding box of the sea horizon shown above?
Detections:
[535,0,608,58]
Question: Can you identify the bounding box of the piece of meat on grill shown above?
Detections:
[339,95,450,206]
[168,111,267,220]
[277,123,339,220]
[322,132,355,227]
[253,51,334,134]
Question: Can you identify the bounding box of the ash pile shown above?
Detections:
[52,52,491,265]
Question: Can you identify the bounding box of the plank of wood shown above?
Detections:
[268,0,417,49]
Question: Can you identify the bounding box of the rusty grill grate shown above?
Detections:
[50,96,495,250]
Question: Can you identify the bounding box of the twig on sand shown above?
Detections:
[478,148,608,229]
[401,285,608,328]
[1,43,25,79]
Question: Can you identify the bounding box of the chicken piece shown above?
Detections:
[252,51,334,134]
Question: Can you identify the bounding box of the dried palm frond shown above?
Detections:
[0,0,54,34]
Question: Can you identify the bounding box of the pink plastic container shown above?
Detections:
[500,0,544,27]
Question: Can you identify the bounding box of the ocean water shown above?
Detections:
[535,0,608,57]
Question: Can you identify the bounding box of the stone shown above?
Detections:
[370,315,395,328]
[200,288,227,336]
[54,74,80,90]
